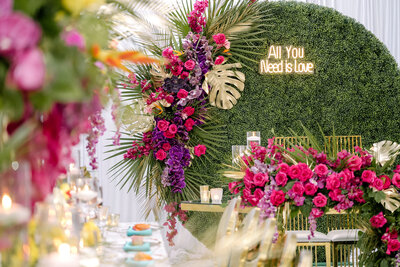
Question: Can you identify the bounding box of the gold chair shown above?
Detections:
[297,250,313,267]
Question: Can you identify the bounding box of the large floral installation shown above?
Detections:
[108,0,269,243]
[0,0,159,205]
[223,128,400,266]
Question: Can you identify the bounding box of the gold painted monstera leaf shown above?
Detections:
[150,64,170,88]
[202,62,245,109]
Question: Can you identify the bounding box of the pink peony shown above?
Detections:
[371,177,384,191]
[168,124,178,134]
[275,172,288,186]
[278,163,290,174]
[370,212,387,228]
[313,193,327,207]
[214,56,224,65]
[162,143,171,151]
[393,173,400,188]
[155,149,167,160]
[347,155,362,171]
[194,144,206,157]
[7,48,45,91]
[270,190,286,206]
[387,239,400,255]
[177,89,188,99]
[311,208,324,218]
[361,170,376,183]
[184,60,196,70]
[157,120,170,131]
[184,118,196,131]
[326,173,341,190]
[62,29,85,51]
[253,173,268,187]
[0,12,42,57]
[314,164,328,177]
[291,182,305,196]
[212,33,226,45]
[304,183,318,196]
[288,165,301,179]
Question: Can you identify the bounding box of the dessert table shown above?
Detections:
[97,222,171,267]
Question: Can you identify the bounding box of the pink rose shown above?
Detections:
[182,106,195,117]
[371,177,384,191]
[299,167,313,182]
[162,143,171,151]
[246,188,265,206]
[381,175,391,190]
[157,120,170,131]
[370,212,387,228]
[253,173,268,187]
[229,181,241,194]
[162,47,173,58]
[168,124,178,134]
[194,144,206,157]
[347,155,362,171]
[328,189,343,201]
[314,164,328,177]
[214,56,224,65]
[243,169,254,189]
[212,33,226,45]
[361,170,376,183]
[393,173,400,188]
[291,182,305,196]
[278,163,290,174]
[184,118,196,131]
[304,183,318,196]
[270,190,286,206]
[275,172,288,186]
[254,188,265,200]
[171,65,183,76]
[313,193,327,207]
[155,149,167,160]
[311,208,324,218]
[7,48,45,91]
[163,131,175,139]
[326,173,340,190]
[184,60,196,70]
[297,163,308,170]
[180,71,189,79]
[62,29,85,51]
[387,239,400,255]
[288,165,301,179]
[177,89,188,99]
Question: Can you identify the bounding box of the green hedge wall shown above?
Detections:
[186,1,400,239]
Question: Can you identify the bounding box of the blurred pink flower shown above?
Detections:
[0,0,12,17]
[0,12,41,57]
[62,29,86,51]
[7,47,45,91]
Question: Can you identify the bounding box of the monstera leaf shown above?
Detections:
[369,140,400,166]
[202,63,245,110]
[380,187,400,213]
[150,64,170,88]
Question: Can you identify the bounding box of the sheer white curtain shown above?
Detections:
[76,0,399,222]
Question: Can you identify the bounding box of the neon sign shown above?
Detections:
[259,45,314,74]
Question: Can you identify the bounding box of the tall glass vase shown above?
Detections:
[0,161,31,267]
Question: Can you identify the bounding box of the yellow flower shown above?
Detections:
[62,0,105,16]
[81,221,101,247]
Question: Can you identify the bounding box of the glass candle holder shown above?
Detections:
[200,185,210,203]
[247,131,261,147]
[210,188,223,204]
[107,213,119,227]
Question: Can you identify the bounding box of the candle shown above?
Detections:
[68,163,80,183]
[38,243,79,267]
[0,194,30,226]
[76,185,97,202]
[210,188,223,204]
[200,185,210,203]
[247,131,261,147]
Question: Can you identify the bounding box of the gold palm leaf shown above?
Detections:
[202,63,245,110]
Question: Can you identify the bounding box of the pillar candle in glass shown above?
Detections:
[210,188,223,204]
[200,185,210,203]
[247,131,261,147]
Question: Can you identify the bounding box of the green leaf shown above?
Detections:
[0,90,24,120]
[373,191,386,203]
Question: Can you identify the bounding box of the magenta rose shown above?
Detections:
[171,65,183,76]
[184,118,196,131]
[328,189,343,201]
[299,167,313,182]
[381,175,391,190]
[180,71,189,79]
[393,173,400,188]
[347,155,362,171]
[157,120,170,131]
[314,164,328,177]
[288,165,301,179]
[177,89,188,99]
[163,131,175,139]
[304,183,318,196]
[182,106,195,117]
[194,144,206,157]
[243,169,254,189]
[212,33,226,45]
[155,149,167,161]
[313,193,327,208]
[162,46,173,58]
[168,124,178,134]
[361,170,376,183]
[370,212,387,228]
[253,173,268,187]
[371,177,384,191]
[254,188,265,200]
[311,208,324,218]
[162,143,171,151]
[165,95,174,104]
[214,56,224,65]
[387,239,400,255]
[326,173,341,190]
[228,181,241,194]
[275,172,288,186]
[184,60,196,70]
[270,190,286,206]
[291,182,305,196]
[278,163,290,174]
[7,48,45,91]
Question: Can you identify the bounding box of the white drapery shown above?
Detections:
[75,0,400,222]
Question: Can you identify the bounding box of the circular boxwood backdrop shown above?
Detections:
[186,1,400,241]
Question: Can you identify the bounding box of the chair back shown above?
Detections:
[216,197,241,241]
[279,233,298,267]
[297,250,313,267]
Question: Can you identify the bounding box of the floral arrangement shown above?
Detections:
[225,134,400,265]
